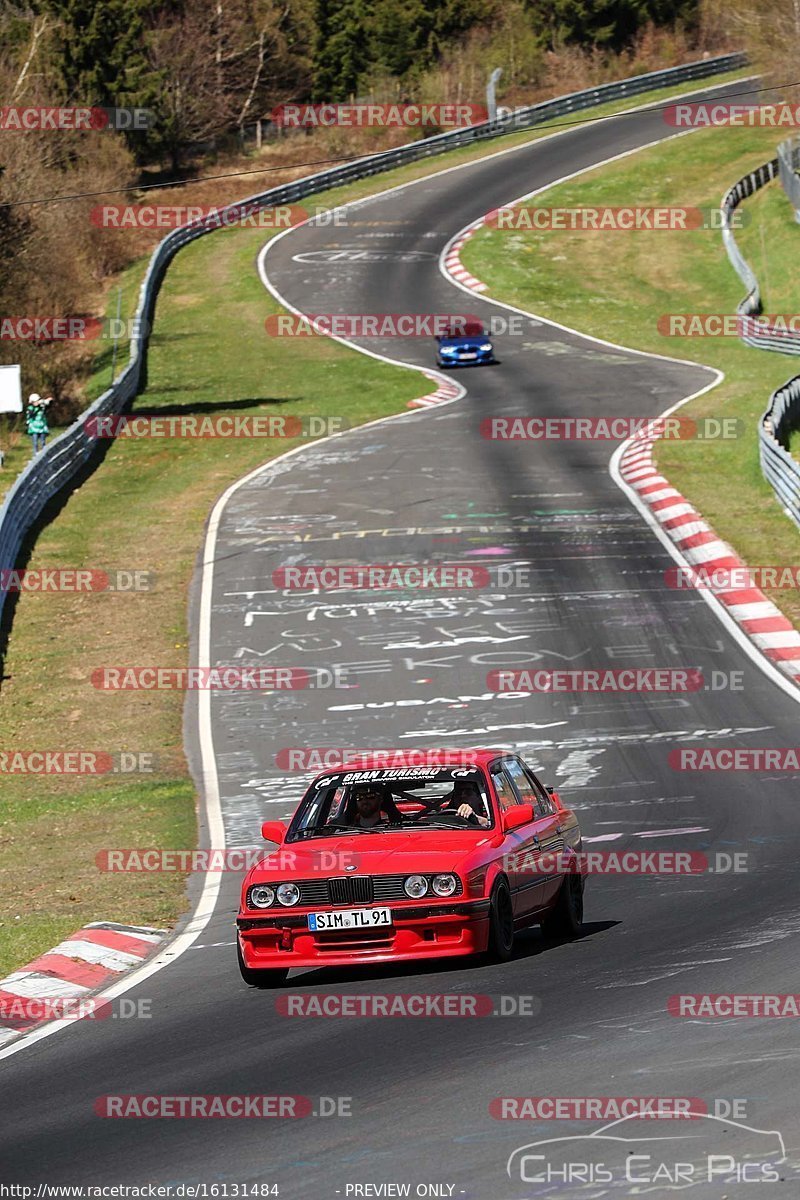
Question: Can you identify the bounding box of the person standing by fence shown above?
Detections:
[25,392,51,455]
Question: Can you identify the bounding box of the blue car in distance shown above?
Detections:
[436,319,495,367]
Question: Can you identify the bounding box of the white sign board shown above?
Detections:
[0,365,22,413]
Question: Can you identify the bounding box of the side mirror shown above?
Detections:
[546,786,561,806]
[261,820,287,844]
[502,803,535,832]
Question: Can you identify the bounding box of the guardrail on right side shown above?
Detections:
[0,51,749,625]
[720,157,800,528]
[777,136,800,222]
[718,158,798,350]
[761,376,800,530]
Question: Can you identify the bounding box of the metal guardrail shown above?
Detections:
[721,153,800,527]
[718,158,797,350]
[760,375,800,530]
[0,51,747,619]
[777,136,800,222]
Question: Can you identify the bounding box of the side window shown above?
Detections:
[523,765,555,816]
[491,767,519,813]
[505,759,539,806]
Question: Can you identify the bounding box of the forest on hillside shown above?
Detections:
[0,0,784,412]
[1,0,720,166]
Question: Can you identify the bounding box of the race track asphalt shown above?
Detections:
[2,77,799,1198]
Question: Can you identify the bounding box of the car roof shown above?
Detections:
[310,748,512,784]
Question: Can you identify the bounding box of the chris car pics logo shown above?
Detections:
[506,1113,786,1192]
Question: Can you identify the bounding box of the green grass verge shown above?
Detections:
[0,65,753,978]
[462,120,800,629]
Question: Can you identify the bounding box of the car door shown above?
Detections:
[519,761,571,906]
[489,759,547,919]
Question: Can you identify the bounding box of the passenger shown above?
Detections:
[442,778,491,827]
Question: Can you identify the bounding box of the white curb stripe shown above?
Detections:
[47,939,144,969]
[0,976,91,999]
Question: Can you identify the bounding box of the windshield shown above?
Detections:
[441,320,487,339]
[287,767,494,839]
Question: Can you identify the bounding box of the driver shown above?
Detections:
[350,784,402,828]
[442,779,491,828]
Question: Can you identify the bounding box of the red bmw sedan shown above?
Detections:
[236,750,583,985]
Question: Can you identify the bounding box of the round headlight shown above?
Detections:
[276,882,300,906]
[432,873,457,897]
[250,884,275,908]
[404,874,429,898]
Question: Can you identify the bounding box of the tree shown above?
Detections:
[313,0,369,97]
[530,0,698,53]
[45,0,153,106]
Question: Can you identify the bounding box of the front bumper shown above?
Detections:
[237,900,490,968]
[438,351,494,367]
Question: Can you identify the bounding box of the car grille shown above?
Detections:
[247,873,463,910]
[328,876,373,905]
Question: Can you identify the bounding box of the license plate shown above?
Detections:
[460,352,477,360]
[308,907,391,931]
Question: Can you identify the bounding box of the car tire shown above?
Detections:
[486,878,515,962]
[237,941,289,988]
[541,872,583,941]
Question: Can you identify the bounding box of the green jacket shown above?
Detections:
[26,406,49,435]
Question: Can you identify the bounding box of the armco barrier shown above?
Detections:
[718,158,797,351]
[777,136,800,222]
[760,376,800,530]
[720,153,800,526]
[0,52,747,622]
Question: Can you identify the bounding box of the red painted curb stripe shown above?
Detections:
[717,588,767,607]
[622,438,800,689]
[22,953,113,989]
[675,531,727,551]
[764,645,800,661]
[741,616,796,634]
[66,928,155,958]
